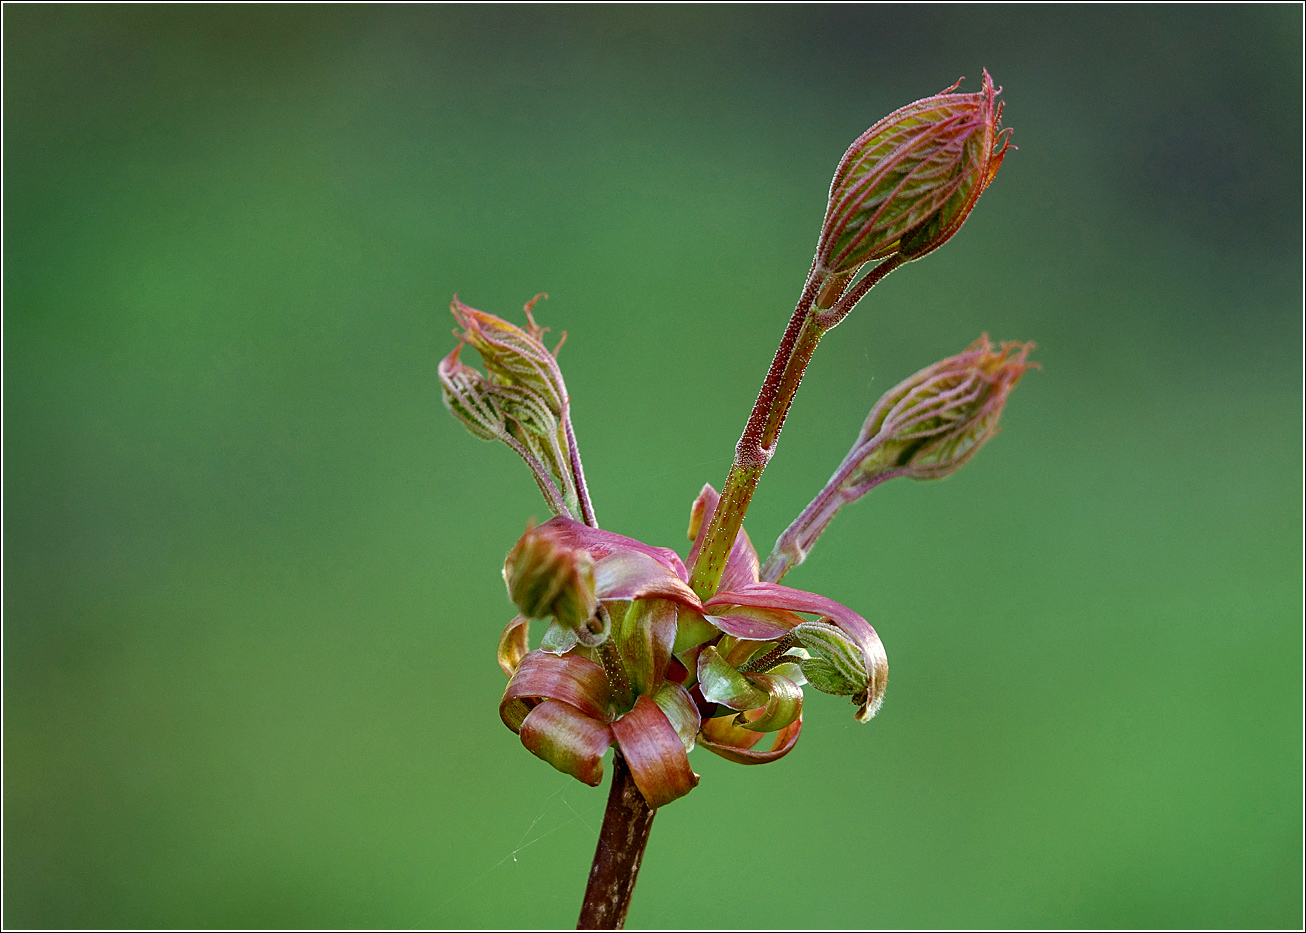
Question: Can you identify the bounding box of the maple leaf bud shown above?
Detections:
[451,295,568,417]
[817,69,1013,277]
[856,335,1035,481]
[503,523,599,632]
[760,336,1035,583]
[439,296,583,519]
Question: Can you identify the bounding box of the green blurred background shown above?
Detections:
[4,5,1301,929]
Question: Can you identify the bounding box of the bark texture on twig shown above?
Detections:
[576,754,656,930]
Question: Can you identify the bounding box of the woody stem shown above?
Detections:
[576,754,656,930]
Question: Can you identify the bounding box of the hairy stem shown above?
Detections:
[689,254,905,599]
[564,409,598,527]
[818,253,906,330]
[576,754,656,930]
[760,449,910,583]
[738,633,800,672]
[687,275,823,597]
[502,432,573,518]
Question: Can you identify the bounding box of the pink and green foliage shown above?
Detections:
[819,69,1013,275]
[442,72,1033,816]
[493,498,891,806]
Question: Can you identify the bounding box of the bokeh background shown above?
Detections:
[5,5,1301,929]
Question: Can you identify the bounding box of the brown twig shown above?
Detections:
[576,754,657,930]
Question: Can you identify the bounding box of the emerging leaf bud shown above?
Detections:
[451,295,568,417]
[440,296,584,519]
[856,335,1035,481]
[792,621,869,697]
[504,523,599,632]
[760,336,1034,583]
[817,70,1012,277]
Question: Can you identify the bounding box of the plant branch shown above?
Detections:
[689,254,905,599]
[576,753,657,930]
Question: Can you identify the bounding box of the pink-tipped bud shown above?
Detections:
[817,70,1013,276]
[451,295,568,417]
[857,335,1036,480]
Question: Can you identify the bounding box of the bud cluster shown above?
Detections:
[438,71,1032,832]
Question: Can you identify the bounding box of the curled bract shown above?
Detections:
[492,485,889,804]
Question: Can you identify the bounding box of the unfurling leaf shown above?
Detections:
[818,70,1012,277]
[855,335,1036,482]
